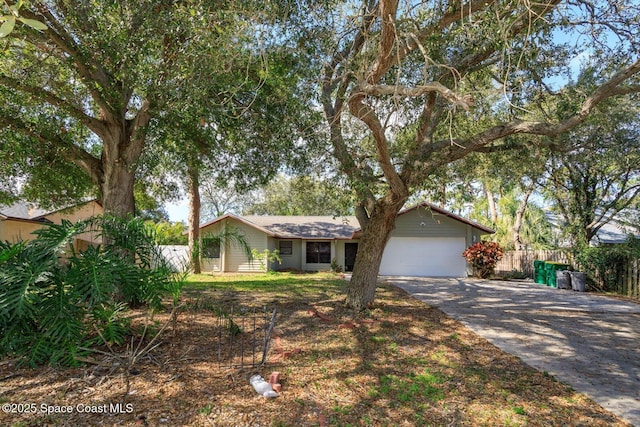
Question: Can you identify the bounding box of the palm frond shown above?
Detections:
[0,214,185,366]
[66,245,117,308]
[202,226,254,262]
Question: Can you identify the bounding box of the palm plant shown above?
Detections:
[0,215,184,366]
[199,226,254,269]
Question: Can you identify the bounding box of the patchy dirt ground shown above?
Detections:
[0,282,632,427]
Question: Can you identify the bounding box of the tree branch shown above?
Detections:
[0,75,107,137]
[321,1,379,204]
[322,0,378,118]
[609,85,640,96]
[0,116,103,184]
[21,6,119,121]
[123,99,152,165]
[348,93,408,198]
[369,0,498,82]
[356,83,473,110]
[444,0,562,80]
[587,185,640,239]
[367,0,398,83]
[552,59,640,135]
[430,58,640,161]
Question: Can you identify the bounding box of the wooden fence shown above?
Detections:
[494,250,572,277]
[591,257,640,299]
[495,250,640,299]
[621,258,640,298]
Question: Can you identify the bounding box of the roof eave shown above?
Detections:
[199,213,278,237]
[0,216,52,224]
[351,202,495,236]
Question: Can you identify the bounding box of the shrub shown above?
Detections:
[250,248,281,271]
[330,257,344,273]
[574,236,640,292]
[462,241,504,279]
[0,215,183,366]
[500,269,529,280]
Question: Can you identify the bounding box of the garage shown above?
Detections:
[379,237,467,277]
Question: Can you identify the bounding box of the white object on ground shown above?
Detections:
[250,374,279,398]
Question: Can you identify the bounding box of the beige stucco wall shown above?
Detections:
[0,201,103,244]
[44,200,103,224]
[45,200,104,245]
[0,219,43,242]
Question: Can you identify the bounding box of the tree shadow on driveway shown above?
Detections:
[388,276,640,427]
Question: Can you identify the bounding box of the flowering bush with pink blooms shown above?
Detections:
[462,241,504,278]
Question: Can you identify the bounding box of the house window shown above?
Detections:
[202,238,221,258]
[279,240,293,255]
[306,241,331,264]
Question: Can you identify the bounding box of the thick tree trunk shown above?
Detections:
[100,161,136,217]
[95,139,137,289]
[346,199,406,311]
[96,109,150,219]
[187,164,201,274]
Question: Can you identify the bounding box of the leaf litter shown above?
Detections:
[0,278,631,427]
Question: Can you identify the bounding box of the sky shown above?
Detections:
[166,199,189,223]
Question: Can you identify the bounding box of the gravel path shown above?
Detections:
[387,277,640,427]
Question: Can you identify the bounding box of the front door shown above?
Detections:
[344,243,358,272]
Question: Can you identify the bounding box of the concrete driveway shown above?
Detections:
[385,277,640,427]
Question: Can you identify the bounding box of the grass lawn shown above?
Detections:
[0,272,631,426]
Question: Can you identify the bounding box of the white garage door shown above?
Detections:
[379,237,467,277]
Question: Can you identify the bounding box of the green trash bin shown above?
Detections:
[534,260,547,284]
[545,262,570,287]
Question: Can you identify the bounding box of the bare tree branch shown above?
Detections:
[355,83,473,110]
[348,93,408,197]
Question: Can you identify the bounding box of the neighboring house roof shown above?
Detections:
[0,201,53,222]
[200,202,494,240]
[0,199,100,223]
[592,219,640,244]
[545,211,640,245]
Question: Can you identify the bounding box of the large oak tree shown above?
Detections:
[0,1,272,216]
[543,88,640,245]
[310,0,640,309]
